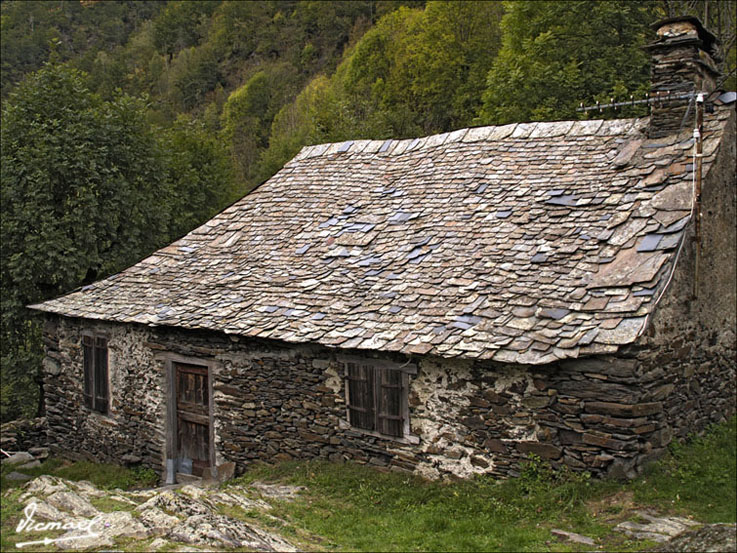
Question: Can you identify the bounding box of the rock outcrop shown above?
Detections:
[7,475,298,551]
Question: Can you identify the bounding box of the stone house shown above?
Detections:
[31,17,736,482]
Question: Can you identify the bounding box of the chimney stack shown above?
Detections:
[645,16,721,138]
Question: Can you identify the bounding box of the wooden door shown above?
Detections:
[175,362,210,476]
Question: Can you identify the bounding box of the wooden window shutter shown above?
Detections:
[93,337,108,413]
[346,362,375,431]
[82,335,93,408]
[377,367,403,437]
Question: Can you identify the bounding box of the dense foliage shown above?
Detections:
[0,63,235,420]
[477,1,654,124]
[1,0,734,420]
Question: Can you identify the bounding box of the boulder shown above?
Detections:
[654,523,737,552]
[179,484,209,500]
[250,481,305,501]
[210,488,271,511]
[55,530,113,550]
[551,528,595,546]
[70,481,106,499]
[17,460,41,470]
[93,511,148,539]
[46,491,99,518]
[138,507,181,536]
[616,510,700,543]
[20,475,69,501]
[169,513,296,551]
[149,537,172,551]
[2,452,35,465]
[22,495,66,521]
[135,490,209,517]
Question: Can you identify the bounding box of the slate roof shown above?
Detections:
[31,104,735,364]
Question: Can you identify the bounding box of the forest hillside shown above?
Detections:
[1,0,735,421]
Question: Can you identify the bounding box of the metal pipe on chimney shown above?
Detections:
[693,92,705,299]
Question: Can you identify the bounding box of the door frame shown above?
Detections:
[161,353,216,483]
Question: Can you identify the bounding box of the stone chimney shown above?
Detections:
[645,16,721,138]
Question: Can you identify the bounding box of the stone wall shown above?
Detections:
[41,115,736,480]
[0,417,47,452]
[42,311,733,482]
[631,104,737,445]
[42,317,166,470]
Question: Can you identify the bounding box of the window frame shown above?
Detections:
[81,331,109,414]
[337,355,419,444]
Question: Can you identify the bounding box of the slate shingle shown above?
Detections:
[29,106,734,364]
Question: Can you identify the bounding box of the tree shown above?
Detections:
[255,0,505,186]
[152,0,216,59]
[162,115,238,238]
[1,0,163,99]
[396,0,504,131]
[477,1,656,125]
[1,63,170,421]
[257,75,338,185]
[220,64,300,184]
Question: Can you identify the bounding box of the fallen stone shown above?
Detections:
[215,461,235,482]
[29,447,50,459]
[46,491,99,518]
[138,507,181,536]
[654,523,737,552]
[551,528,596,546]
[121,454,142,465]
[615,510,700,542]
[5,471,32,481]
[203,461,236,484]
[17,460,41,470]
[2,452,35,465]
[250,481,305,501]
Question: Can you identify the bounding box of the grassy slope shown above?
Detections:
[0,417,734,552]
[233,416,736,552]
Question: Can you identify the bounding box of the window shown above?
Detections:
[82,334,108,413]
[342,358,415,440]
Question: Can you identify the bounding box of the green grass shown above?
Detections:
[234,461,604,552]
[630,417,737,522]
[230,416,736,552]
[1,457,158,491]
[0,417,733,552]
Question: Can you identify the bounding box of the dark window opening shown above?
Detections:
[345,360,407,438]
[83,334,108,413]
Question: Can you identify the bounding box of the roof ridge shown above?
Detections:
[293,117,646,162]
